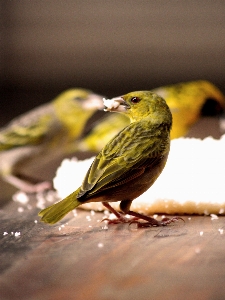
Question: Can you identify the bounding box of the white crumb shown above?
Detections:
[200,231,204,236]
[12,191,29,204]
[34,220,38,224]
[15,232,21,237]
[3,232,8,236]
[86,216,91,221]
[98,243,104,248]
[195,247,201,254]
[18,207,24,213]
[103,98,121,111]
[36,193,47,209]
[218,228,224,234]
[72,209,77,217]
[210,214,219,220]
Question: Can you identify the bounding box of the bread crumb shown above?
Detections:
[210,214,219,220]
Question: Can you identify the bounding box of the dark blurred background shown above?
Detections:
[1,0,225,126]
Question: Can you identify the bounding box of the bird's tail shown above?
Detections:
[38,190,82,224]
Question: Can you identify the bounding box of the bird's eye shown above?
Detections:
[74,97,83,101]
[130,97,141,104]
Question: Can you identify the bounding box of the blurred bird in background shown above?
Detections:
[77,80,225,153]
[0,89,103,193]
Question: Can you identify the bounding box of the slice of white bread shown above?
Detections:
[53,135,225,215]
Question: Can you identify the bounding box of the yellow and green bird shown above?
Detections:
[39,91,181,227]
[0,88,103,192]
[78,80,225,152]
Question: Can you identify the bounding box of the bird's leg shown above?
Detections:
[4,174,52,193]
[102,200,139,224]
[102,202,126,223]
[102,201,183,227]
[127,210,184,227]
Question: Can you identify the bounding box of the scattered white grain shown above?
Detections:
[36,193,47,209]
[12,191,29,204]
[58,227,61,231]
[153,214,158,219]
[34,220,38,224]
[98,242,104,248]
[200,231,204,236]
[195,247,201,254]
[188,217,192,220]
[102,225,108,230]
[210,214,219,220]
[218,228,224,234]
[15,232,20,237]
[86,216,91,221]
[18,207,24,213]
[90,210,95,216]
[3,232,8,236]
[72,209,77,217]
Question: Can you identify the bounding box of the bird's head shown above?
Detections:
[54,88,104,111]
[104,91,172,125]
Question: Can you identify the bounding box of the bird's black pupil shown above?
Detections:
[131,97,140,103]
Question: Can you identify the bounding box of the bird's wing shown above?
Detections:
[78,122,167,198]
[0,103,56,151]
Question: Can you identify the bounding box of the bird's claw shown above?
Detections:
[102,216,139,225]
[160,216,184,226]
[129,216,184,228]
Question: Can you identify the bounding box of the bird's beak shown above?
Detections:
[82,94,105,110]
[103,96,129,112]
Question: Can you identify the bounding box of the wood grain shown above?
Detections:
[1,197,225,300]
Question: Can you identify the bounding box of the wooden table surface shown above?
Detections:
[0,194,225,300]
[0,117,224,300]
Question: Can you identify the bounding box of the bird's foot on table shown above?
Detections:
[102,202,139,224]
[101,202,184,228]
[132,216,184,228]
[102,215,139,225]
